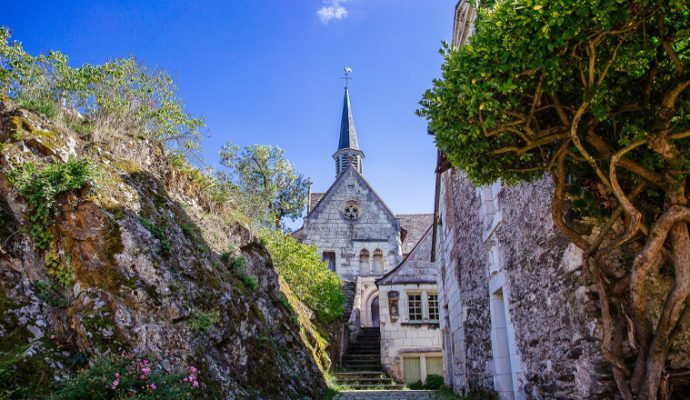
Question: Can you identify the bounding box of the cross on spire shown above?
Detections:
[342,66,352,88]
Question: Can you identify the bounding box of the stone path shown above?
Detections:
[335,390,440,400]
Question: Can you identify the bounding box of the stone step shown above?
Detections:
[336,376,393,383]
[342,363,382,368]
[345,349,381,354]
[341,365,383,370]
[338,384,405,390]
[343,358,381,363]
[335,370,385,377]
[343,355,379,360]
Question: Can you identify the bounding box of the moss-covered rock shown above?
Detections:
[0,100,326,399]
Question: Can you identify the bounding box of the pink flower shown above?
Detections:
[183,377,189,382]
[114,372,120,379]
[189,366,197,374]
[111,379,119,390]
[149,383,157,390]
[192,381,199,388]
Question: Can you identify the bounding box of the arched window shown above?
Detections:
[373,249,384,274]
[359,249,370,275]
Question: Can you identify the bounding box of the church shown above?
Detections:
[294,82,442,386]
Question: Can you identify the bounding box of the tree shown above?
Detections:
[418,1,689,399]
[261,229,344,324]
[219,143,308,230]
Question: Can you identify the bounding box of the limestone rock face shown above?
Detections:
[0,103,325,399]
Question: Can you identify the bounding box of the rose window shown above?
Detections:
[343,203,361,220]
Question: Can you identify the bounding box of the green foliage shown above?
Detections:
[50,356,197,400]
[8,159,94,250]
[408,380,424,390]
[0,26,204,153]
[45,252,74,287]
[219,250,259,290]
[189,310,220,333]
[0,346,29,385]
[18,97,58,118]
[256,335,269,349]
[139,217,172,255]
[423,374,444,390]
[407,375,447,390]
[219,142,308,229]
[239,269,258,290]
[278,293,293,313]
[261,230,344,324]
[419,2,689,397]
[32,280,70,308]
[419,0,689,213]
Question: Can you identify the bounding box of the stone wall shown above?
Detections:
[435,169,618,399]
[378,282,442,382]
[302,166,402,280]
[435,169,494,392]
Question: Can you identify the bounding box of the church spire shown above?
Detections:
[338,86,359,150]
[333,67,364,177]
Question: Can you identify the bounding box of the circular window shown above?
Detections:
[342,201,361,220]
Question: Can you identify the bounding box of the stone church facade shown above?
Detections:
[295,85,440,384]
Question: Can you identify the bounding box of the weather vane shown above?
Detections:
[342,66,352,88]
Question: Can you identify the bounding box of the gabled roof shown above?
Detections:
[376,225,436,286]
[306,164,397,223]
[338,87,359,150]
[308,192,325,213]
[397,214,434,255]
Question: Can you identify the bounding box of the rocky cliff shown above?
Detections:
[0,101,326,399]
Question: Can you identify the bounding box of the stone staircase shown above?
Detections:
[336,327,403,390]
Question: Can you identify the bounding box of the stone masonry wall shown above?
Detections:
[435,169,618,399]
[436,169,494,392]
[493,177,614,399]
[379,282,442,382]
[302,167,402,280]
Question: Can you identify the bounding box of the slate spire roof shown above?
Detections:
[338,87,359,150]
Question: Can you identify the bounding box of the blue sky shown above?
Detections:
[4,1,453,226]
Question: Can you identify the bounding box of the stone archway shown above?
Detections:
[362,289,380,328]
[371,297,380,326]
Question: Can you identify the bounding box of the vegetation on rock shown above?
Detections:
[0,26,203,154]
[262,229,345,324]
[419,1,690,399]
[8,159,94,249]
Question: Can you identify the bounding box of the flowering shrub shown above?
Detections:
[51,356,200,399]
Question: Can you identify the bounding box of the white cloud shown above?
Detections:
[317,0,349,24]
